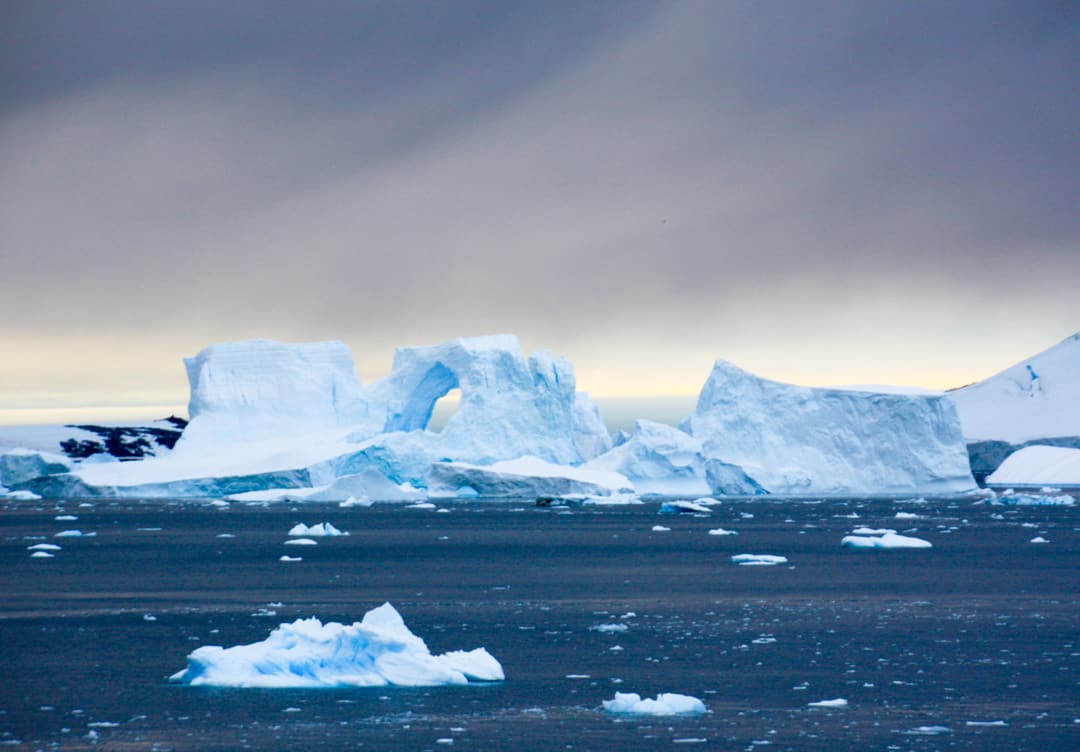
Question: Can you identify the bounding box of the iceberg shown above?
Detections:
[427,456,633,499]
[170,603,503,688]
[27,336,611,499]
[0,449,72,488]
[688,361,976,496]
[288,522,345,537]
[602,692,707,716]
[584,420,709,496]
[841,532,932,549]
[986,446,1080,489]
[808,698,848,708]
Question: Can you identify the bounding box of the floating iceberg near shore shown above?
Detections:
[170,603,504,688]
[602,692,707,716]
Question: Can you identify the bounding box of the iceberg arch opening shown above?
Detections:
[385,362,461,433]
[428,388,462,433]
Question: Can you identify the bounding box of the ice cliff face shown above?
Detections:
[181,340,375,447]
[951,332,1080,443]
[688,360,976,495]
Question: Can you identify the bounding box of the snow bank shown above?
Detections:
[952,332,1080,442]
[584,420,708,496]
[841,532,932,549]
[602,692,707,716]
[170,603,504,688]
[986,445,1080,488]
[427,456,633,499]
[688,361,976,495]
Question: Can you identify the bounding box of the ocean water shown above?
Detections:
[1,497,1077,750]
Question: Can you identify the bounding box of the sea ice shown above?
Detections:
[288,522,345,537]
[807,698,848,708]
[602,692,707,716]
[1030,536,1049,543]
[27,543,61,551]
[707,528,737,536]
[992,488,1075,506]
[731,554,788,566]
[651,525,671,532]
[4,489,43,500]
[659,500,712,514]
[30,551,54,558]
[55,529,92,538]
[170,603,504,688]
[283,538,318,546]
[841,532,932,549]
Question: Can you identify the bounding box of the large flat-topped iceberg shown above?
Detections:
[181,340,374,446]
[170,603,504,688]
[688,361,976,496]
[951,332,1080,443]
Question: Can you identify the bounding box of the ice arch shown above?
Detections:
[383,362,459,433]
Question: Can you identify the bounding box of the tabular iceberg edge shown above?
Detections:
[1,334,984,500]
[170,602,504,688]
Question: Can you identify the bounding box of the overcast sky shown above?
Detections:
[1,1,1078,419]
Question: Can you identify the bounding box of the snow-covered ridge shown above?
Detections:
[952,332,1080,443]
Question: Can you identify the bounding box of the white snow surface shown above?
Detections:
[688,361,976,496]
[602,692,707,716]
[841,532,932,549]
[170,603,504,688]
[986,446,1080,488]
[427,456,633,499]
[951,332,1080,442]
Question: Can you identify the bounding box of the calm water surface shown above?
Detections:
[1,496,1078,750]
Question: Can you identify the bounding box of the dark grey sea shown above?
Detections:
[1,496,1077,750]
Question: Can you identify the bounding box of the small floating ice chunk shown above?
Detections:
[603,692,707,716]
[55,530,94,538]
[965,720,1006,727]
[906,725,950,735]
[1029,536,1049,543]
[851,527,896,535]
[288,522,345,537]
[731,554,787,566]
[284,538,318,546]
[339,495,374,508]
[279,555,303,562]
[4,490,42,500]
[170,603,503,687]
[707,528,737,536]
[30,551,54,558]
[651,525,671,532]
[841,532,931,549]
[590,624,629,633]
[216,533,236,538]
[54,515,78,521]
[807,698,847,708]
[27,543,61,551]
[408,502,437,510]
[659,501,712,514]
[894,512,922,519]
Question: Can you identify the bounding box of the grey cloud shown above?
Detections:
[1,1,1078,399]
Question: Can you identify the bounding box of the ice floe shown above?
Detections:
[841,532,932,549]
[170,603,503,687]
[807,698,848,708]
[288,522,345,537]
[602,692,707,716]
[707,528,737,536]
[731,554,787,566]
